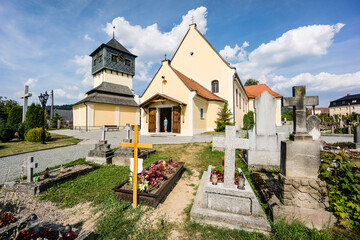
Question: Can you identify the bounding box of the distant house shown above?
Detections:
[244,84,283,126]
[307,107,329,115]
[329,93,360,116]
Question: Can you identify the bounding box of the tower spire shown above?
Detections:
[113,26,115,39]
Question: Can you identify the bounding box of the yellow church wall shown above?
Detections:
[206,101,224,131]
[93,69,133,89]
[193,96,207,131]
[119,106,137,126]
[233,80,248,128]
[171,24,232,102]
[72,104,87,129]
[94,103,116,126]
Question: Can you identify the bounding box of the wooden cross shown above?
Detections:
[283,86,318,134]
[120,125,153,208]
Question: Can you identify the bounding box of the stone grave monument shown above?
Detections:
[247,91,286,170]
[86,126,114,164]
[27,156,38,183]
[191,126,271,234]
[113,123,137,166]
[354,125,360,150]
[306,115,321,141]
[275,85,335,229]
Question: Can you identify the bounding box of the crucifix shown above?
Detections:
[27,156,38,183]
[21,85,32,122]
[212,126,249,188]
[164,54,167,60]
[283,86,318,141]
[120,125,153,208]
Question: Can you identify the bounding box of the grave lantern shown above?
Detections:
[38,91,49,144]
[211,170,218,185]
[237,172,245,190]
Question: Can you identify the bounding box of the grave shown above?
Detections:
[354,125,360,150]
[86,126,114,164]
[247,91,286,170]
[191,126,271,234]
[275,85,335,229]
[306,115,321,141]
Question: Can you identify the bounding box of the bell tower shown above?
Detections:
[90,35,137,89]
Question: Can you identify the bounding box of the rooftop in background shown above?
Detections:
[244,84,282,98]
[86,82,134,97]
[90,37,137,57]
[329,93,360,107]
[307,107,329,115]
[172,68,225,102]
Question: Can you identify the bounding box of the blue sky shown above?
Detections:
[0,0,359,107]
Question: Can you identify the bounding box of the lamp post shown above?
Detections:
[38,91,49,144]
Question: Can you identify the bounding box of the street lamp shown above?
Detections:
[38,91,49,144]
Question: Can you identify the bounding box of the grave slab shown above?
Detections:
[355,125,360,150]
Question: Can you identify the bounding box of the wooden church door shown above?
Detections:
[149,108,156,132]
[172,106,181,133]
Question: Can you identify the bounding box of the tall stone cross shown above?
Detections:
[101,125,106,141]
[283,86,318,141]
[213,126,249,188]
[125,123,131,140]
[27,156,38,183]
[21,85,32,122]
[120,125,153,208]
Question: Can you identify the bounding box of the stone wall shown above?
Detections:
[278,173,329,209]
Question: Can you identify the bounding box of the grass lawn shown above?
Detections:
[39,143,357,240]
[0,133,80,156]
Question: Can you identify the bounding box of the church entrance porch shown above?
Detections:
[160,108,172,132]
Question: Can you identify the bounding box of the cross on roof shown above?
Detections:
[191,15,194,24]
[213,126,249,188]
[283,86,318,135]
[120,125,153,208]
[164,54,167,60]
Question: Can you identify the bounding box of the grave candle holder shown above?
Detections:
[237,172,245,190]
[211,171,218,185]
[60,165,64,173]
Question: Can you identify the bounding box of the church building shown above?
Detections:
[72,35,139,129]
[140,24,249,136]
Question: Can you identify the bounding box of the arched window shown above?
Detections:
[236,89,238,106]
[211,80,219,93]
[162,80,167,93]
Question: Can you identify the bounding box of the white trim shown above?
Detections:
[88,104,94,127]
[115,106,120,126]
[78,106,81,127]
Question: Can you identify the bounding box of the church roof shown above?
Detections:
[89,37,137,57]
[172,68,225,102]
[244,84,282,98]
[74,82,138,107]
[139,93,187,108]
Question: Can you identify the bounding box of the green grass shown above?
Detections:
[0,133,80,156]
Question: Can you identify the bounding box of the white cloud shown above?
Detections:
[25,78,38,87]
[83,34,94,41]
[65,85,79,91]
[54,88,83,100]
[72,55,92,87]
[219,41,249,62]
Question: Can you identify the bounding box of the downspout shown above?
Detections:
[84,103,88,132]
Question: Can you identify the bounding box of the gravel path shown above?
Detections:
[0,128,353,185]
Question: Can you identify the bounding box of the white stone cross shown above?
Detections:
[101,125,106,141]
[213,126,249,188]
[27,156,38,183]
[21,85,32,122]
[125,123,131,140]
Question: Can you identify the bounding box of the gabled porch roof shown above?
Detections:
[139,93,187,108]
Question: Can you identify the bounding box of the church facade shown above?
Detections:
[72,36,139,129]
[140,24,249,136]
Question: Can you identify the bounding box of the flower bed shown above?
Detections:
[209,167,242,185]
[113,160,184,207]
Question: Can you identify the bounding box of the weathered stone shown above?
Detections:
[355,126,360,150]
[284,184,295,192]
[309,180,320,190]
[318,180,326,187]
[299,186,309,193]
[283,192,294,200]
[86,140,114,164]
[309,192,321,200]
[307,115,321,141]
[298,192,308,201]
[292,179,300,189]
[300,179,309,186]
[283,199,292,205]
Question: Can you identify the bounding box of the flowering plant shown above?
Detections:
[0,212,15,227]
[210,167,241,185]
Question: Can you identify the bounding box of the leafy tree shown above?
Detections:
[214,102,233,132]
[243,111,254,130]
[0,96,19,122]
[51,112,63,128]
[244,79,259,86]
[24,103,43,133]
[281,107,293,121]
[0,119,15,142]
[7,105,22,125]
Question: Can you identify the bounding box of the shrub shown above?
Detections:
[24,103,43,134]
[25,127,51,142]
[243,111,254,130]
[17,123,25,140]
[214,102,233,132]
[0,120,15,142]
[7,105,22,125]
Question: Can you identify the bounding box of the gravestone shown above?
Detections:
[191,126,271,233]
[306,115,321,141]
[101,125,106,141]
[27,156,38,183]
[275,85,334,229]
[348,125,352,135]
[340,119,344,128]
[113,124,136,166]
[331,125,335,134]
[86,128,114,164]
[125,123,131,141]
[354,125,360,150]
[21,85,32,122]
[247,91,286,170]
[57,120,61,129]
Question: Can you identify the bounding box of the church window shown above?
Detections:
[211,80,219,93]
[125,59,131,66]
[200,107,204,119]
[112,55,117,62]
[162,80,168,93]
[236,89,238,107]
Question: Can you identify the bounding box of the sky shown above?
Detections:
[0,0,359,107]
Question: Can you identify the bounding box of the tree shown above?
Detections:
[0,96,19,122]
[281,107,293,121]
[51,112,62,128]
[243,111,254,130]
[24,103,43,133]
[214,102,233,132]
[244,79,259,86]
[7,105,22,125]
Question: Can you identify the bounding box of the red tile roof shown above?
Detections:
[172,68,225,102]
[244,84,282,98]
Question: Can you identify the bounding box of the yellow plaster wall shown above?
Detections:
[207,101,224,130]
[233,81,248,128]
[72,104,87,127]
[94,103,116,126]
[330,104,360,116]
[93,69,133,89]
[171,25,231,100]
[119,106,137,126]
[193,96,207,130]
